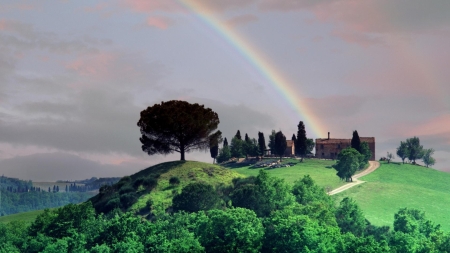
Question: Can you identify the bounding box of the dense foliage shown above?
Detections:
[137,100,221,161]
[2,170,450,252]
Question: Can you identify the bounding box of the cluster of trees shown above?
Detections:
[2,171,450,252]
[333,131,372,182]
[215,121,315,164]
[0,189,94,217]
[396,136,436,167]
[0,176,32,193]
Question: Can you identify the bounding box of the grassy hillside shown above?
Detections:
[334,161,450,231]
[89,160,244,216]
[228,158,345,190]
[0,209,47,224]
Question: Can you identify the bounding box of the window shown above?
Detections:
[338,144,341,149]
[321,144,324,149]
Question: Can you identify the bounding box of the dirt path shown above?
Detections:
[328,161,380,195]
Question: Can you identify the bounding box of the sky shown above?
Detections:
[0,0,449,181]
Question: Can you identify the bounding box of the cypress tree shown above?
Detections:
[235,130,242,140]
[296,121,307,161]
[258,132,266,157]
[351,130,361,153]
[245,133,249,142]
[223,137,228,147]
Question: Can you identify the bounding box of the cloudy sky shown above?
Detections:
[0,0,449,181]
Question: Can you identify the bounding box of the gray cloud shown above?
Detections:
[0,152,144,181]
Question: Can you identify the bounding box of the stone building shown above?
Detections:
[285,140,295,156]
[315,132,375,161]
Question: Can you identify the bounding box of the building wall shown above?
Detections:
[315,137,375,161]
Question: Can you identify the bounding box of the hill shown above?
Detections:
[0,209,47,224]
[334,161,450,231]
[227,158,346,190]
[89,160,244,216]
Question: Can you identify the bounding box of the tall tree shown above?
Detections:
[333,148,361,182]
[422,148,436,168]
[235,130,242,140]
[258,132,266,157]
[296,121,307,161]
[244,133,249,142]
[291,134,297,142]
[351,130,361,153]
[223,137,228,147]
[268,130,276,155]
[274,131,287,162]
[396,141,408,164]
[336,197,366,236]
[209,130,222,164]
[359,142,372,168]
[406,136,424,164]
[137,100,220,161]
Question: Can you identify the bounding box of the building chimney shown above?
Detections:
[328,132,330,140]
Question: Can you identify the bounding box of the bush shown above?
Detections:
[169,176,180,186]
[120,193,137,208]
[172,182,221,212]
[133,177,145,189]
[143,177,158,190]
[119,185,134,195]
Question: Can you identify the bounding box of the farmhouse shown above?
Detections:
[285,140,295,156]
[315,132,375,160]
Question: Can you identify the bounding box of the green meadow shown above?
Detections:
[334,161,450,231]
[0,209,47,224]
[228,158,346,190]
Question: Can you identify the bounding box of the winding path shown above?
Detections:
[328,161,380,195]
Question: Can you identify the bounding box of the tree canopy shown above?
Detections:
[137,100,220,161]
[274,131,287,161]
[333,148,361,182]
[406,136,424,164]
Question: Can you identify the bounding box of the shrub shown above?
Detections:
[143,177,158,190]
[119,185,134,195]
[172,182,221,212]
[133,177,145,189]
[169,176,180,186]
[120,193,137,208]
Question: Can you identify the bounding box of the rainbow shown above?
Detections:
[177,0,325,138]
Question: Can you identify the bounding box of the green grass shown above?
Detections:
[227,158,346,190]
[0,209,47,224]
[334,161,450,231]
[130,161,244,215]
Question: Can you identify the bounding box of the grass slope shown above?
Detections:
[228,158,345,190]
[334,161,450,231]
[0,209,47,224]
[90,160,244,216]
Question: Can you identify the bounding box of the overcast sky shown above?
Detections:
[0,0,449,181]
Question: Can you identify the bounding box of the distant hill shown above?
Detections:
[88,160,243,217]
[334,161,450,231]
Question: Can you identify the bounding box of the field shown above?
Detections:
[227,158,346,190]
[334,161,450,231]
[0,209,47,224]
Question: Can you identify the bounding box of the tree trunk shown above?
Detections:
[180,145,185,161]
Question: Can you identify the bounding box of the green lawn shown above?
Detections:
[0,209,46,224]
[228,158,346,190]
[334,162,450,231]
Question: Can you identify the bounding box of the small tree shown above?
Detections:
[244,133,249,142]
[268,130,276,155]
[172,182,221,213]
[351,130,361,153]
[216,145,231,163]
[396,141,408,164]
[335,197,366,236]
[333,148,361,182]
[406,136,424,164]
[230,136,244,158]
[223,137,228,147]
[137,100,220,161]
[359,142,372,168]
[209,130,222,164]
[422,148,436,168]
[296,121,307,161]
[258,132,266,157]
[306,138,315,155]
[386,152,395,163]
[274,131,287,162]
